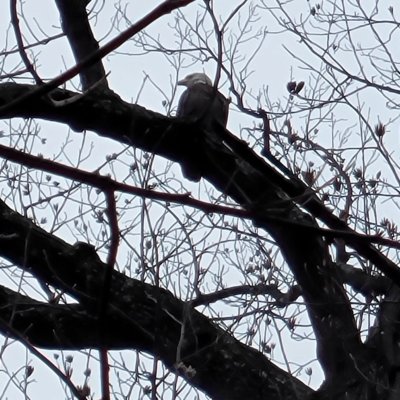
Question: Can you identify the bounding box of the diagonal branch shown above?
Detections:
[0,82,365,382]
[54,0,109,91]
[0,201,312,400]
[0,0,195,115]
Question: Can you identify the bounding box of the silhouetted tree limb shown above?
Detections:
[0,198,312,400]
[55,0,109,91]
[2,0,400,398]
[0,81,364,382]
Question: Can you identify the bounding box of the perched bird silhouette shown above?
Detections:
[176,72,229,181]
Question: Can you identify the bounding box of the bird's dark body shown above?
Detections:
[177,83,229,130]
[176,74,229,181]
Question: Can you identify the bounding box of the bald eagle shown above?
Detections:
[176,72,229,181]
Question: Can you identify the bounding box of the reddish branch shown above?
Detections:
[0,141,397,252]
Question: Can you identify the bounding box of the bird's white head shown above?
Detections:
[177,73,212,88]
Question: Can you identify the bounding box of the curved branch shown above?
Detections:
[54,0,108,91]
[10,0,43,84]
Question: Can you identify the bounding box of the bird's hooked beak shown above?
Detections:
[177,78,187,86]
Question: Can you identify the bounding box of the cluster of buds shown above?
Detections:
[286,81,305,94]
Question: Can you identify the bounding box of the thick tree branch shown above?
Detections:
[55,0,108,91]
[0,201,312,400]
[0,82,366,382]
[0,0,195,115]
[0,84,398,284]
[337,263,391,297]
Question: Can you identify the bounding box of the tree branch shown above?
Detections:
[0,82,367,381]
[0,200,312,400]
[54,0,109,91]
